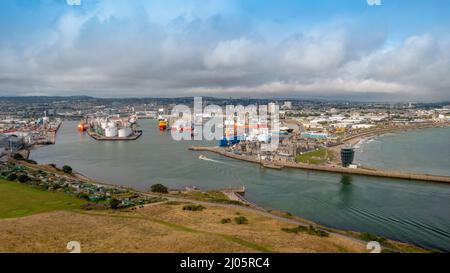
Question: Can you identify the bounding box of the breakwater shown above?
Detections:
[189,146,450,184]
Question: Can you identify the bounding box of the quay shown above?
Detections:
[189,146,450,184]
[261,162,284,170]
[218,186,264,208]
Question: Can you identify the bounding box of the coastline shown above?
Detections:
[328,122,450,160]
[189,145,450,184]
[3,157,430,252]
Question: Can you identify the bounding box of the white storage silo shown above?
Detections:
[105,126,118,137]
[118,127,132,138]
[100,121,107,129]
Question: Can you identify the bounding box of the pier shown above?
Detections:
[189,146,450,184]
[217,186,263,208]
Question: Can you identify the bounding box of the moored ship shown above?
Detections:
[159,119,167,131]
[158,108,168,131]
[78,121,87,132]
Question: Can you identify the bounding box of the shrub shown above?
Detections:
[17,174,30,183]
[109,198,120,209]
[216,200,244,206]
[77,193,90,201]
[281,226,307,234]
[150,184,168,194]
[62,165,73,174]
[281,225,329,237]
[182,204,205,211]
[307,226,329,237]
[360,233,386,243]
[13,153,23,160]
[221,218,231,224]
[234,216,248,225]
[25,159,37,165]
[6,173,17,181]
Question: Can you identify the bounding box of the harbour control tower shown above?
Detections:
[340,145,355,167]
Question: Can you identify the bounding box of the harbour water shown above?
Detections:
[355,127,450,176]
[31,120,450,251]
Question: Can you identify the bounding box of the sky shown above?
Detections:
[0,0,449,101]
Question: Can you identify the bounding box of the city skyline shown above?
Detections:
[0,0,450,101]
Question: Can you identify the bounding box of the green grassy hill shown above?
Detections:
[0,180,85,219]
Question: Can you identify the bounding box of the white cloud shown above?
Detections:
[280,31,347,73]
[183,78,418,96]
[204,38,263,68]
[0,1,449,101]
[57,12,91,48]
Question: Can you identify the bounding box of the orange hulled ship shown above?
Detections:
[157,108,167,131]
[159,119,167,131]
[78,122,87,132]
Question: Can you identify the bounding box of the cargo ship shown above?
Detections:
[159,119,167,131]
[158,108,168,131]
[78,121,87,132]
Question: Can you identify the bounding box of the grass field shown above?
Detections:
[0,179,85,219]
[0,176,362,252]
[0,179,425,253]
[0,203,369,253]
[295,148,328,164]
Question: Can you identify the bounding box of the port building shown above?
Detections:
[340,146,355,167]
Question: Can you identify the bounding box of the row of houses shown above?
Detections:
[0,162,164,209]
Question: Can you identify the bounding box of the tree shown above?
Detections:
[150,184,168,194]
[17,174,30,183]
[62,165,73,174]
[109,198,120,209]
